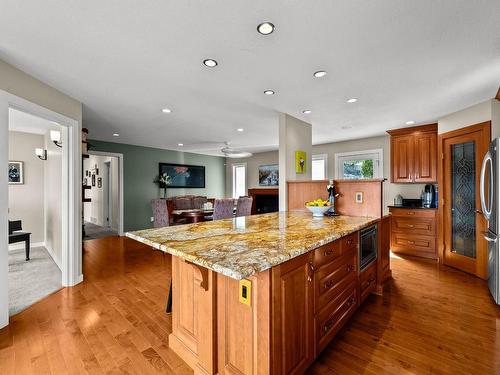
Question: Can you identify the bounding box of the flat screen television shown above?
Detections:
[159,163,205,188]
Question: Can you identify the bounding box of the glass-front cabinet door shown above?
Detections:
[442,125,489,279]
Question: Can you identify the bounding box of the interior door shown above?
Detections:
[441,123,490,279]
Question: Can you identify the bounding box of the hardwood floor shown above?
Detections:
[0,237,499,374]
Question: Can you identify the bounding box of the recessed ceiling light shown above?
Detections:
[302,110,312,114]
[313,71,327,78]
[113,133,120,137]
[347,98,358,103]
[257,22,275,35]
[341,126,352,130]
[237,128,244,132]
[264,89,275,95]
[203,59,218,67]
[162,108,172,113]
[178,143,184,146]
[405,121,415,125]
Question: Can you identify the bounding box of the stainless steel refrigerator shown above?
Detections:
[480,137,499,304]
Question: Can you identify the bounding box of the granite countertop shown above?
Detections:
[126,212,378,280]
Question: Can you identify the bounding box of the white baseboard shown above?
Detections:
[8,241,45,252]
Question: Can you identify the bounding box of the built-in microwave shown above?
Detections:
[360,225,377,270]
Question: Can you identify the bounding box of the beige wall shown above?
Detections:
[0,60,82,123]
[227,135,427,214]
[0,59,83,328]
[225,151,278,197]
[44,130,63,268]
[438,100,492,134]
[313,136,426,214]
[491,99,500,139]
[8,131,45,244]
[83,154,119,229]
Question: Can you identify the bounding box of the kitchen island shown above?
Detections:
[127,212,391,375]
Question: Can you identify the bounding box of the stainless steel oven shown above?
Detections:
[360,225,377,270]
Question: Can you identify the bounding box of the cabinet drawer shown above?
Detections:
[315,282,357,355]
[392,217,435,235]
[314,249,357,313]
[341,232,358,252]
[359,261,377,302]
[313,240,341,269]
[391,233,436,257]
[389,208,436,218]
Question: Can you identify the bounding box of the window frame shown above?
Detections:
[334,148,383,180]
[311,154,328,180]
[231,162,247,198]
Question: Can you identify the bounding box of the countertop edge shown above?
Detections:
[126,216,380,280]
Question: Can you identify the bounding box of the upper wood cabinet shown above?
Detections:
[388,124,438,183]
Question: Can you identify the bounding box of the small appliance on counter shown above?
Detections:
[394,194,403,206]
[422,184,436,208]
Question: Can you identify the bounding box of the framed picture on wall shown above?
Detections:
[259,164,279,186]
[8,161,24,185]
[158,163,205,188]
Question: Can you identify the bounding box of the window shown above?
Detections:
[334,149,383,179]
[312,154,327,180]
[232,163,247,198]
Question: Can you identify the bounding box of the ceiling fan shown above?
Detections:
[180,141,253,158]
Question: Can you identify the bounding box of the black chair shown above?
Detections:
[9,220,31,261]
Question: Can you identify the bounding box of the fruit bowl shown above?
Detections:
[305,205,330,217]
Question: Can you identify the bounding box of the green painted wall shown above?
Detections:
[89,140,226,231]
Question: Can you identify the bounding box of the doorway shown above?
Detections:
[83,151,123,240]
[438,121,491,279]
[0,90,82,328]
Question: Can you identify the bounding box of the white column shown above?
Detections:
[0,93,9,328]
[278,114,312,211]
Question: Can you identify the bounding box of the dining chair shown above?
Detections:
[213,198,235,220]
[151,198,169,228]
[236,196,253,217]
[173,196,192,210]
[193,196,208,209]
[151,199,173,313]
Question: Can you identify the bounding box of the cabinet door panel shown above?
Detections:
[391,135,414,183]
[414,132,437,183]
[272,253,314,375]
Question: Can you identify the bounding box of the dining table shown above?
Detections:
[172,208,214,224]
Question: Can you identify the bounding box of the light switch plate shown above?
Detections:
[150,217,154,222]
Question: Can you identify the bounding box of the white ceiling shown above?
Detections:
[1,1,499,156]
[8,108,58,135]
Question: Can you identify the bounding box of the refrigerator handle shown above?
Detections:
[480,150,493,221]
[482,231,497,243]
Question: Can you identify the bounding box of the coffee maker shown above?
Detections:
[423,184,436,208]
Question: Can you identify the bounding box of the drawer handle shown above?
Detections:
[323,318,335,333]
[347,296,356,306]
[324,248,334,257]
[407,240,415,244]
[407,224,414,228]
[324,280,335,290]
[347,239,353,245]
[408,212,415,215]
[346,264,354,273]
[307,262,315,282]
[367,276,375,284]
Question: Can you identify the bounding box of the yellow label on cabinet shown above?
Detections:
[239,279,251,306]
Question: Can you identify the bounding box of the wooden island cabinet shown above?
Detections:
[388,123,438,183]
[127,213,391,375]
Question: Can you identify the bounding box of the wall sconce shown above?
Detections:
[35,148,47,160]
[50,130,62,148]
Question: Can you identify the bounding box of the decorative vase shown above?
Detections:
[163,187,168,199]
